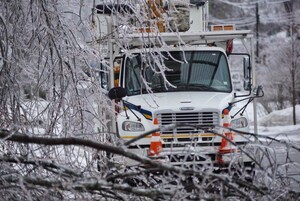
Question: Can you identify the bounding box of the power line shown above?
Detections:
[211,1,300,26]
[217,0,290,6]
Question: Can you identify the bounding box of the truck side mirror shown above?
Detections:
[108,87,127,100]
[243,57,251,91]
[253,85,264,97]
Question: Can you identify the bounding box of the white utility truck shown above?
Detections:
[96,0,263,168]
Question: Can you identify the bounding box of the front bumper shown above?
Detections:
[122,141,253,168]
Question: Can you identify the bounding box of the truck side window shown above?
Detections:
[212,54,231,91]
[125,57,142,95]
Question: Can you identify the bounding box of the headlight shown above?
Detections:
[122,121,145,131]
[231,117,248,128]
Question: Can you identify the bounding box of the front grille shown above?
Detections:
[168,153,216,163]
[157,111,219,135]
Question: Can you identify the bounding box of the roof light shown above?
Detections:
[211,24,235,31]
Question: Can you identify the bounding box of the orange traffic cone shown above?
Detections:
[217,109,237,163]
[148,118,163,157]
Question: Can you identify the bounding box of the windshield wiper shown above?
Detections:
[129,87,167,95]
[151,87,165,92]
[187,84,215,91]
[129,88,148,95]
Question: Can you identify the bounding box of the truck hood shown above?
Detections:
[124,91,234,115]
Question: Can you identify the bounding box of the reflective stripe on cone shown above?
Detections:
[148,118,163,157]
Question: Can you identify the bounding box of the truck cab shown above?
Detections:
[110,40,253,166]
[96,0,262,167]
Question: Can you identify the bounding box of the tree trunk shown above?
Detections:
[292,74,296,125]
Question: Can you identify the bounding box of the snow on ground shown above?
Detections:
[244,102,300,141]
[256,124,300,141]
[259,105,300,127]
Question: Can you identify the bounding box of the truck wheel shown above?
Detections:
[244,161,255,182]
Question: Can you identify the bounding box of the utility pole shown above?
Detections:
[290,0,296,125]
[284,0,296,125]
[255,2,259,61]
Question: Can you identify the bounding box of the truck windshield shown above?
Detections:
[125,51,232,96]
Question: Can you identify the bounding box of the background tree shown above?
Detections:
[0,0,116,199]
